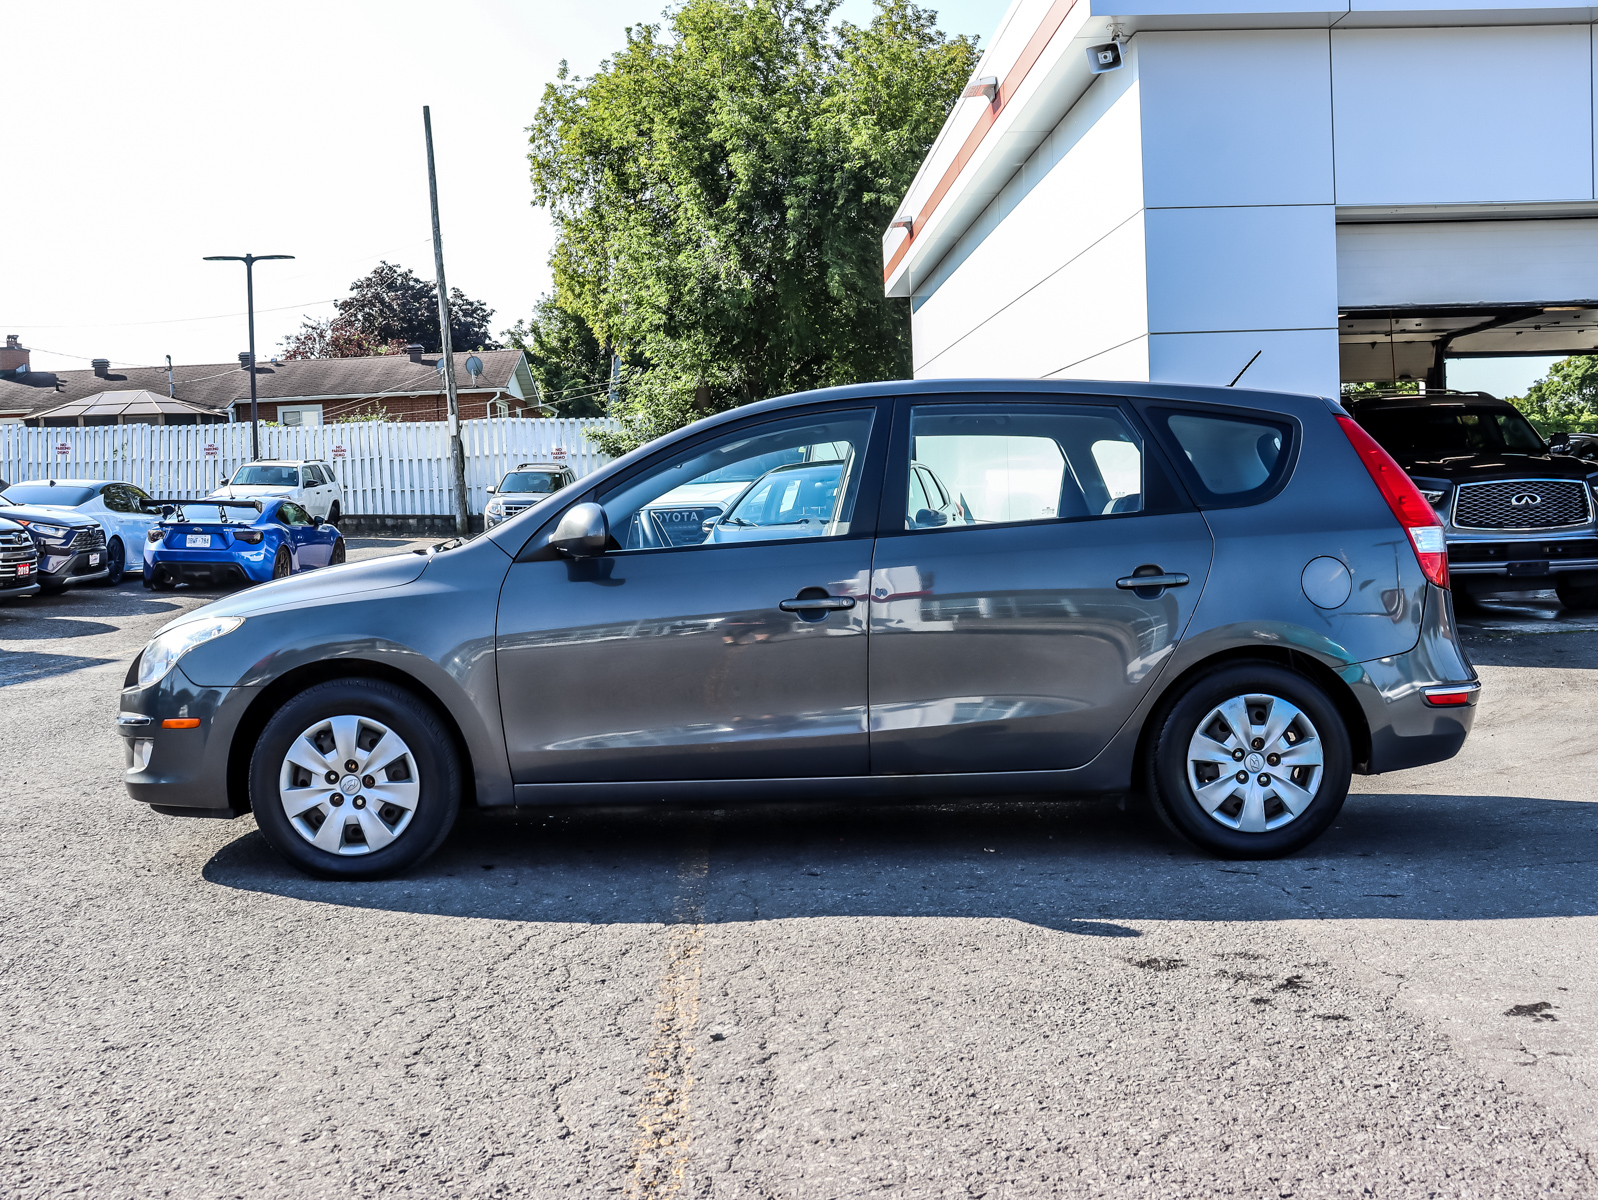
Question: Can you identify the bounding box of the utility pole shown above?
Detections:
[204,252,293,460]
[423,106,470,536]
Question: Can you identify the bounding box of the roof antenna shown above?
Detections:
[1227,350,1262,387]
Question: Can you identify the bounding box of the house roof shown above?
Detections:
[0,349,534,418]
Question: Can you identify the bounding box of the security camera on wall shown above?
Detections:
[1086,42,1123,73]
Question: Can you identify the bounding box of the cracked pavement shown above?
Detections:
[3,554,1598,1197]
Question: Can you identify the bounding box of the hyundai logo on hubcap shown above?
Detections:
[1511,492,1543,507]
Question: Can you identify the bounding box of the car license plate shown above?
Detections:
[186,534,211,548]
[88,552,101,565]
[1507,560,1549,576]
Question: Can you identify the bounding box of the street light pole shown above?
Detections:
[204,252,293,460]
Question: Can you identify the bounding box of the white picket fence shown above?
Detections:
[0,418,620,516]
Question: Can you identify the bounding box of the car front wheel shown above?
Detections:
[248,679,462,879]
[1144,662,1351,859]
[1555,574,1598,611]
[101,538,125,586]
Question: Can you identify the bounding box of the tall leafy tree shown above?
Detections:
[528,0,977,452]
[280,262,500,359]
[503,295,613,417]
[1514,355,1598,433]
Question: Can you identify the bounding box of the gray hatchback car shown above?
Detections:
[119,380,1479,878]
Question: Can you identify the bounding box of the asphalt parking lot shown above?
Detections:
[3,544,1598,1198]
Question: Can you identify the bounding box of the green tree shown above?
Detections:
[1513,355,1598,434]
[502,295,613,418]
[528,0,978,453]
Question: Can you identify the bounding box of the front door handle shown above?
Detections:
[1116,572,1189,591]
[779,595,857,612]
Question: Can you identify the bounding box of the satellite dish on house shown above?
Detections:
[465,355,483,378]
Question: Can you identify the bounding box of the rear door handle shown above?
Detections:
[1116,572,1189,590]
[779,596,857,612]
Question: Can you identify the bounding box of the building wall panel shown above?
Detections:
[1149,328,1340,394]
[1337,218,1598,306]
[1331,25,1595,204]
[1139,29,1335,208]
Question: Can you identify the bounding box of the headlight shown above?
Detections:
[486,499,505,516]
[137,616,244,688]
[1418,489,1445,505]
[27,523,69,540]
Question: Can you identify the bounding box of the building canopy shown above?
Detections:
[26,390,227,427]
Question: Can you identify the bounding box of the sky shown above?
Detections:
[0,0,1562,397]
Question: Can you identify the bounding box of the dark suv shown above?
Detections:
[1346,390,1598,609]
[118,380,1478,877]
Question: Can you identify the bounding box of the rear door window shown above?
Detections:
[1146,407,1295,507]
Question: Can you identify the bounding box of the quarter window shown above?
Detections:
[1149,407,1293,505]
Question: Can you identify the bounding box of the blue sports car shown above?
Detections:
[144,497,345,590]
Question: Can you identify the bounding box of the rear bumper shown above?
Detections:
[146,552,269,587]
[1348,583,1478,774]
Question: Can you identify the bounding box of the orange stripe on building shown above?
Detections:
[883,0,1082,285]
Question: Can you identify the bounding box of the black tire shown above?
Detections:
[330,537,346,565]
[38,581,67,596]
[327,502,341,527]
[248,679,462,880]
[271,547,292,579]
[101,538,125,586]
[147,569,175,592]
[1555,575,1598,611]
[1144,661,1352,859]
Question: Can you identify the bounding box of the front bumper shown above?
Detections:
[38,546,110,587]
[1446,529,1598,577]
[1347,583,1478,774]
[118,660,257,815]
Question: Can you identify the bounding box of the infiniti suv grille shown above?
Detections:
[1452,480,1592,530]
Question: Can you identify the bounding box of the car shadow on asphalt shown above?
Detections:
[0,649,118,686]
[200,789,1598,933]
[0,589,193,620]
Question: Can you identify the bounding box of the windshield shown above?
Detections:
[230,465,300,487]
[2,484,98,506]
[1358,405,1547,459]
[499,470,565,493]
[724,461,846,528]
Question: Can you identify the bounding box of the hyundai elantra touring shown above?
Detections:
[118,380,1478,878]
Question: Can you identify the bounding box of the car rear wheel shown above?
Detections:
[1555,575,1598,611]
[271,547,292,579]
[249,679,462,880]
[1145,662,1351,859]
[101,537,125,586]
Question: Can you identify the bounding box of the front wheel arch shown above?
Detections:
[226,659,477,817]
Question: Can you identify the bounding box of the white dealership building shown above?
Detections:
[884,0,1598,395]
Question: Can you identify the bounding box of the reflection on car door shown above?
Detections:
[496,406,884,784]
[868,398,1214,775]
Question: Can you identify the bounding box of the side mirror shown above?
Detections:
[485,485,496,494]
[218,476,228,486]
[914,507,948,528]
[549,501,609,556]
[1550,430,1571,451]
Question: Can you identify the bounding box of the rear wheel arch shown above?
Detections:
[227,659,476,815]
[1135,646,1372,785]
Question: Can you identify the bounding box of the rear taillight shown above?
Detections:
[1423,683,1479,707]
[235,530,263,544]
[1337,416,1449,589]
[147,529,163,543]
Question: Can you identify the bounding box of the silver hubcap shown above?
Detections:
[278,715,419,855]
[1185,693,1324,833]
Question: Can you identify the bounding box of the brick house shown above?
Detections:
[0,337,548,426]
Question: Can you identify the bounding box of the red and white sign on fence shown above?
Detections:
[55,443,70,457]
[204,444,218,458]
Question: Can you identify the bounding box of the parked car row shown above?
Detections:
[0,459,350,602]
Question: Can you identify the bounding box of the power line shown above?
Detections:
[0,297,342,331]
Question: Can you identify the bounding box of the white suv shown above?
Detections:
[209,460,345,524]
[484,462,577,529]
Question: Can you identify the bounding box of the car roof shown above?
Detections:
[8,478,112,488]
[241,459,326,467]
[508,462,568,472]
